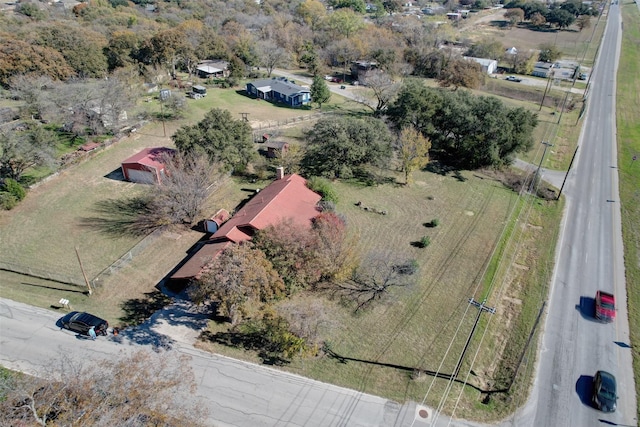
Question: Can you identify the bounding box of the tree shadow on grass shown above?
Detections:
[78,197,159,237]
[425,161,457,176]
[120,290,173,327]
[489,20,510,28]
[200,330,291,366]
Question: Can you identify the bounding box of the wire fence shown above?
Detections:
[251,111,335,132]
[0,260,85,288]
[90,228,164,288]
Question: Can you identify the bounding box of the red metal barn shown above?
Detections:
[121,147,175,184]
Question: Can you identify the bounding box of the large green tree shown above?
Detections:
[172,108,255,172]
[302,116,392,178]
[324,8,365,39]
[34,24,108,78]
[386,79,442,135]
[328,0,366,13]
[538,43,563,62]
[388,84,537,168]
[546,8,575,29]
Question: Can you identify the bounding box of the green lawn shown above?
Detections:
[197,166,564,421]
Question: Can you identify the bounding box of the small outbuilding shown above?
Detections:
[264,140,289,158]
[121,147,175,184]
[464,57,498,75]
[196,60,229,79]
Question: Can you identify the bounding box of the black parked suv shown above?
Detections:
[61,312,109,336]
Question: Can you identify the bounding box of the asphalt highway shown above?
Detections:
[506,3,637,426]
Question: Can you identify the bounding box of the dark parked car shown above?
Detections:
[592,370,617,412]
[61,312,108,336]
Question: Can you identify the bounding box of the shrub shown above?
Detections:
[306,176,339,204]
[2,178,26,201]
[425,218,439,228]
[318,200,336,212]
[418,236,430,248]
[0,192,17,210]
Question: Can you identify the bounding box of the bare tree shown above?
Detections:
[0,351,207,427]
[9,74,56,119]
[354,71,400,115]
[256,40,289,77]
[276,297,332,349]
[0,123,57,181]
[152,152,227,226]
[334,252,418,312]
[32,77,137,136]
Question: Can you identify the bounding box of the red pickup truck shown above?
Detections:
[595,291,616,322]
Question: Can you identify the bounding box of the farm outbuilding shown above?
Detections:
[121,147,175,184]
[464,57,498,75]
[264,140,289,158]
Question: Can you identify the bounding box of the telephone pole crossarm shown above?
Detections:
[453,298,496,379]
[468,298,496,314]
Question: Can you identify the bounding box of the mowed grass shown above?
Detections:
[199,168,523,410]
[155,78,356,128]
[465,10,605,62]
[0,119,240,322]
[616,2,640,420]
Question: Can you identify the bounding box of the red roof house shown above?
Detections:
[171,172,321,282]
[121,147,175,184]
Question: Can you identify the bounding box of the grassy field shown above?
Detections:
[0,119,252,323]
[616,1,640,420]
[150,76,357,127]
[463,8,605,60]
[196,166,564,421]
[0,15,609,421]
[0,81,361,325]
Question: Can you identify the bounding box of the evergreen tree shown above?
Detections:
[310,75,331,110]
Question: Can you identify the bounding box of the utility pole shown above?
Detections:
[75,246,93,295]
[539,71,554,111]
[557,145,579,200]
[453,298,496,380]
[159,85,167,137]
[530,141,553,194]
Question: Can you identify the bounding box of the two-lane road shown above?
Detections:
[514,3,637,426]
[0,298,416,427]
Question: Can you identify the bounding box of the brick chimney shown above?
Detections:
[276,166,284,180]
